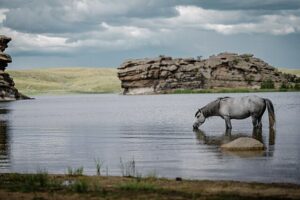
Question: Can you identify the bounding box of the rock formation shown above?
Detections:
[0,35,29,101]
[221,137,264,151]
[118,52,297,95]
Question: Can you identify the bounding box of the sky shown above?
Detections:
[0,0,300,69]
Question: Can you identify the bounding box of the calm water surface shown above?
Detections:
[0,93,299,183]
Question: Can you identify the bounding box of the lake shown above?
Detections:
[0,93,299,183]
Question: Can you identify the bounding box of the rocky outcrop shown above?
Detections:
[0,35,30,101]
[220,137,264,151]
[118,53,297,94]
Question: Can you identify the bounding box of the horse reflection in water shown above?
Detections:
[194,128,276,157]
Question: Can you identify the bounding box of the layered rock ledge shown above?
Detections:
[0,35,30,101]
[118,53,297,95]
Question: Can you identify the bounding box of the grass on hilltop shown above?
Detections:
[278,68,300,77]
[8,68,121,95]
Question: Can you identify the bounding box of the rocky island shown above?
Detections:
[118,53,297,95]
[0,35,29,101]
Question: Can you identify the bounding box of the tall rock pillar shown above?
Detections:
[0,35,30,100]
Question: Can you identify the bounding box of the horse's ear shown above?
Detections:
[195,109,201,117]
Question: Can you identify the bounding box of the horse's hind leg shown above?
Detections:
[224,116,232,129]
[252,127,263,142]
[257,115,263,128]
[252,116,259,128]
[254,111,264,128]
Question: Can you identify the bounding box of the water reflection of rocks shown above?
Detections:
[0,107,10,171]
[194,128,276,157]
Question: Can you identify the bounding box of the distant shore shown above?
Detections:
[171,87,300,94]
[7,67,300,96]
[1,173,300,200]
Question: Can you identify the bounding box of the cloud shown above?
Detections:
[0,9,8,23]
[0,27,74,52]
[168,6,300,35]
[0,20,164,55]
[0,0,300,68]
[203,14,300,35]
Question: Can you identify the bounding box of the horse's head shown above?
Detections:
[193,109,206,130]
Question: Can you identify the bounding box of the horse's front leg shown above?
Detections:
[224,116,232,129]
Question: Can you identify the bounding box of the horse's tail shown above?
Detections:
[264,98,275,128]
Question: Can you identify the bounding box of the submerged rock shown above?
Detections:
[0,35,30,101]
[220,137,264,151]
[117,53,296,95]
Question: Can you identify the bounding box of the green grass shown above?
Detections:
[0,172,61,192]
[172,87,299,94]
[1,173,300,200]
[70,179,89,193]
[117,181,157,192]
[8,67,121,95]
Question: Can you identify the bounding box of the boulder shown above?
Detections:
[117,53,296,95]
[220,137,264,151]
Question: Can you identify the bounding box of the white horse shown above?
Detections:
[193,96,275,130]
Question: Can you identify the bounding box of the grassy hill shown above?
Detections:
[8,68,121,95]
[278,68,300,77]
[6,67,300,95]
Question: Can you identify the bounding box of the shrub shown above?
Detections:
[20,171,50,192]
[94,158,104,176]
[23,174,48,191]
[120,158,137,177]
[280,82,290,89]
[67,166,84,176]
[294,83,300,90]
[70,180,88,193]
[232,59,239,65]
[261,79,275,89]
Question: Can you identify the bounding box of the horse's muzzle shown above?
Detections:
[193,123,199,130]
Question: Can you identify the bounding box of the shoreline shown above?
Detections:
[1,173,300,200]
[22,89,300,97]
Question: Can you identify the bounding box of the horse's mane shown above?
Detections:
[200,97,229,118]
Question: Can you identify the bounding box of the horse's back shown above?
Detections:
[219,96,265,118]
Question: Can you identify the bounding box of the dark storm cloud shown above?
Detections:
[2,0,299,10]
[3,6,96,33]
[187,0,300,10]
[0,0,179,34]
[2,0,299,34]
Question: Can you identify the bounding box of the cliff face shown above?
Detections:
[0,35,29,101]
[118,52,296,95]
